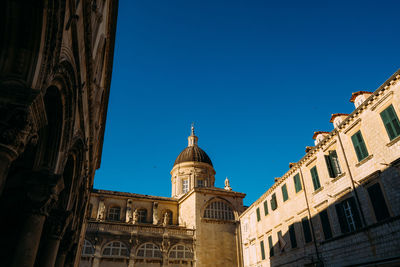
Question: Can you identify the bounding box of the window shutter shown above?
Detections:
[310,167,321,190]
[289,224,297,248]
[348,197,362,229]
[268,236,274,257]
[282,184,288,201]
[335,203,349,233]
[351,131,368,161]
[319,210,333,240]
[260,241,265,260]
[263,200,269,216]
[380,105,400,140]
[325,155,335,178]
[293,174,302,192]
[271,194,277,210]
[329,150,341,176]
[256,208,261,221]
[301,217,312,243]
[367,183,390,222]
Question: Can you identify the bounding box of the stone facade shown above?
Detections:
[239,70,400,267]
[80,129,246,267]
[0,1,118,266]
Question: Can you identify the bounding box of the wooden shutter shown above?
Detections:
[289,224,297,248]
[319,210,333,239]
[351,131,369,161]
[329,150,341,176]
[380,105,400,140]
[256,207,261,221]
[348,197,362,229]
[260,241,266,260]
[310,167,321,190]
[268,236,274,257]
[325,155,335,178]
[293,174,302,192]
[282,184,288,201]
[335,203,349,233]
[301,217,312,243]
[271,194,277,210]
[367,183,390,222]
[263,200,269,216]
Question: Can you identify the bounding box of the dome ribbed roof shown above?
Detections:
[174,145,213,166]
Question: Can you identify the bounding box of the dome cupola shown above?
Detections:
[171,125,216,198]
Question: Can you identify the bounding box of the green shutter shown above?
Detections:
[256,207,261,221]
[289,224,297,248]
[282,184,288,201]
[268,236,274,257]
[293,174,302,192]
[260,241,266,260]
[310,166,321,190]
[380,105,400,140]
[263,200,269,215]
[325,155,335,178]
[351,131,369,161]
[271,193,277,210]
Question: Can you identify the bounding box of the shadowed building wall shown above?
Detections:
[0,1,118,266]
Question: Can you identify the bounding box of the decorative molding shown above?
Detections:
[355,154,374,167]
[371,91,394,111]
[344,118,361,134]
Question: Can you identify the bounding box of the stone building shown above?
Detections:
[0,0,118,266]
[239,70,400,267]
[80,127,246,267]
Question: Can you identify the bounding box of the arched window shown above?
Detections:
[204,201,234,220]
[82,240,95,255]
[108,206,121,221]
[102,241,129,257]
[136,243,162,258]
[138,209,147,223]
[169,245,193,259]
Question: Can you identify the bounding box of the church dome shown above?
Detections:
[174,145,213,166]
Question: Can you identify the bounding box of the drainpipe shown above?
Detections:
[336,130,367,227]
[298,167,322,265]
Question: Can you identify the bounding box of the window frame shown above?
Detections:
[108,206,121,221]
[182,179,189,193]
[263,200,269,216]
[136,242,162,259]
[102,241,129,257]
[260,240,266,260]
[319,209,333,240]
[168,244,193,259]
[301,216,312,244]
[256,207,261,222]
[335,196,362,234]
[270,193,278,211]
[366,182,391,222]
[203,200,235,221]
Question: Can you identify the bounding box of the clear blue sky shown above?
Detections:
[95,0,400,206]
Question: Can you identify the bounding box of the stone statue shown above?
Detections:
[126,199,133,223]
[132,209,139,225]
[153,202,159,225]
[224,177,232,191]
[97,200,105,221]
[163,212,170,226]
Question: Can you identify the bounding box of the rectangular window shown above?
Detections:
[256,207,261,222]
[270,193,278,210]
[380,104,400,140]
[281,184,289,202]
[310,166,321,191]
[260,241,266,260]
[301,217,312,243]
[182,179,189,193]
[325,150,342,178]
[293,174,302,193]
[367,183,390,222]
[335,197,362,233]
[288,224,297,249]
[263,200,269,216]
[268,236,274,257]
[108,207,121,221]
[319,209,333,240]
[351,130,369,162]
[197,179,204,187]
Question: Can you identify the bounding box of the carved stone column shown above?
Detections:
[0,105,38,195]
[38,210,72,267]
[11,172,61,267]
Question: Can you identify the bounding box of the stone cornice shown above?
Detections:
[177,187,246,204]
[92,189,178,202]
